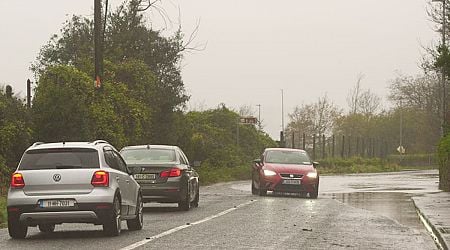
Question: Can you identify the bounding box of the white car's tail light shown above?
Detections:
[11,173,25,188]
[91,170,109,187]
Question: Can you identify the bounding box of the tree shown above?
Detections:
[32,0,189,144]
[347,74,381,116]
[32,66,94,142]
[0,85,32,169]
[32,65,151,149]
[286,94,342,148]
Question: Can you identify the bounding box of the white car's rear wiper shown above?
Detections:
[55,165,82,169]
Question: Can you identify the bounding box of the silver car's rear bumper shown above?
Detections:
[20,211,98,224]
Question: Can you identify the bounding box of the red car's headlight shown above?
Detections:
[263,169,277,176]
[307,172,318,178]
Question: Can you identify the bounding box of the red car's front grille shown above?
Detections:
[280,173,303,179]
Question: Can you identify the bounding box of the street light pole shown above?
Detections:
[443,0,448,135]
[281,89,285,146]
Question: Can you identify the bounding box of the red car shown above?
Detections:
[251,148,319,198]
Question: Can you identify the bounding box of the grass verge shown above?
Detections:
[0,196,6,228]
[197,165,251,186]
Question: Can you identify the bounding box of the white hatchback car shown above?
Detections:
[7,140,143,238]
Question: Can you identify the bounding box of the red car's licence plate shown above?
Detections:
[282,179,301,185]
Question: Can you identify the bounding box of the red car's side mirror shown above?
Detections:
[253,159,262,167]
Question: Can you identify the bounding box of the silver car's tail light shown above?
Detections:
[160,168,181,178]
[11,173,25,188]
[91,170,109,187]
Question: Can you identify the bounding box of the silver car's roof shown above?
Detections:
[26,141,112,152]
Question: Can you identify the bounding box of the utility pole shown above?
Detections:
[94,0,103,89]
[256,104,261,130]
[26,79,31,108]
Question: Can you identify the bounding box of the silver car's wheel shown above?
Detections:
[127,193,144,230]
[103,195,121,236]
[8,217,27,239]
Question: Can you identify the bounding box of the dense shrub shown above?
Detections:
[438,134,450,191]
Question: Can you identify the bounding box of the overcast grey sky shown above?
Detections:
[0,0,438,139]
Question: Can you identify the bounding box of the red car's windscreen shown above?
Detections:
[265,151,311,165]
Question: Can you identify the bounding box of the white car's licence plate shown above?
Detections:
[134,173,156,180]
[40,199,75,208]
[282,179,301,185]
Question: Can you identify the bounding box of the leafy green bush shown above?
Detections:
[438,134,450,191]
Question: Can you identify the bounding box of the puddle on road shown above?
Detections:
[325,192,423,230]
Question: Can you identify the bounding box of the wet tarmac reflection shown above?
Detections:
[327,192,422,229]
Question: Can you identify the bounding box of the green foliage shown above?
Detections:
[0,86,31,169]
[33,1,189,144]
[318,157,400,174]
[32,66,93,142]
[197,165,251,186]
[179,105,277,168]
[438,134,450,191]
[0,196,6,227]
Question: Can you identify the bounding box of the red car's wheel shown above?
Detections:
[258,181,267,196]
[310,184,319,199]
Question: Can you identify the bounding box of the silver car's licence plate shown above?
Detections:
[282,179,301,185]
[134,173,156,180]
[40,199,75,208]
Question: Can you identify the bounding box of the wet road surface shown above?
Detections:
[0,170,439,249]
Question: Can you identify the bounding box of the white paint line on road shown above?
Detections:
[120,200,256,250]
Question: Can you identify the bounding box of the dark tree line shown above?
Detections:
[0,0,276,187]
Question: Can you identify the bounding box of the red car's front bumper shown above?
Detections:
[261,174,319,193]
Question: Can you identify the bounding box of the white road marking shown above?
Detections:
[120,200,256,250]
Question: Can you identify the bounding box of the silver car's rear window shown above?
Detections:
[18,148,100,170]
[121,148,176,164]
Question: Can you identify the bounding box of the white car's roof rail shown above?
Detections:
[92,140,109,145]
[31,142,45,147]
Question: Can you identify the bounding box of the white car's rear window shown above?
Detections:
[18,148,100,170]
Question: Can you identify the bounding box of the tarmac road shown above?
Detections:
[0,170,439,249]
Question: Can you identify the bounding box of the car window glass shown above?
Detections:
[113,151,128,173]
[178,151,187,165]
[18,148,100,170]
[121,148,176,164]
[265,151,311,165]
[179,150,190,166]
[104,150,120,170]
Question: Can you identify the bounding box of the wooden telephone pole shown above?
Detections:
[94,0,103,89]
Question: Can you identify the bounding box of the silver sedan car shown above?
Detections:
[7,141,143,238]
[120,145,199,211]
